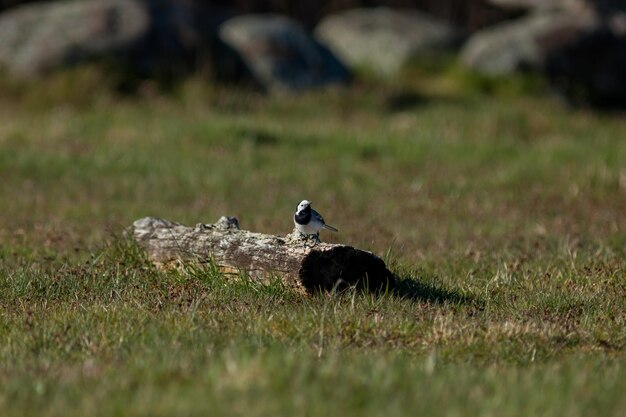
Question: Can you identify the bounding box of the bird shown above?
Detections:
[293,200,338,240]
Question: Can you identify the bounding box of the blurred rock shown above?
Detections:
[315,7,461,76]
[489,0,626,14]
[487,0,587,11]
[460,7,598,75]
[0,0,149,78]
[610,11,626,35]
[218,14,350,92]
[464,0,626,108]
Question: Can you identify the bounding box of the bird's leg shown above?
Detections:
[300,233,320,248]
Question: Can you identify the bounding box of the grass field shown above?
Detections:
[0,71,624,416]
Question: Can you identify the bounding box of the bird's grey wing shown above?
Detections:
[312,209,325,224]
[313,209,338,232]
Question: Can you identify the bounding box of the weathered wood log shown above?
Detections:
[132,216,394,293]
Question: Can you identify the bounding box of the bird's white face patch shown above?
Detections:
[297,200,311,212]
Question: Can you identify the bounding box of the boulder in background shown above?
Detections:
[463,0,626,108]
[0,0,149,78]
[315,7,462,77]
[460,7,598,75]
[487,0,587,12]
[218,14,350,92]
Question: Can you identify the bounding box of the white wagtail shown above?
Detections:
[294,200,338,241]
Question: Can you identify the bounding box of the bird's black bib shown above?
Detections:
[294,206,312,225]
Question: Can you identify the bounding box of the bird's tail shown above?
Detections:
[323,224,338,232]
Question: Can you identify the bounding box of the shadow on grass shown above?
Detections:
[384,91,430,112]
[392,275,480,306]
[382,89,467,113]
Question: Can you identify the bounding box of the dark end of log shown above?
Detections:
[300,246,395,292]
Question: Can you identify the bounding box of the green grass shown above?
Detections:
[0,70,624,416]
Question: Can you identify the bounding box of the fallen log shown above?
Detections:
[132,216,394,293]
